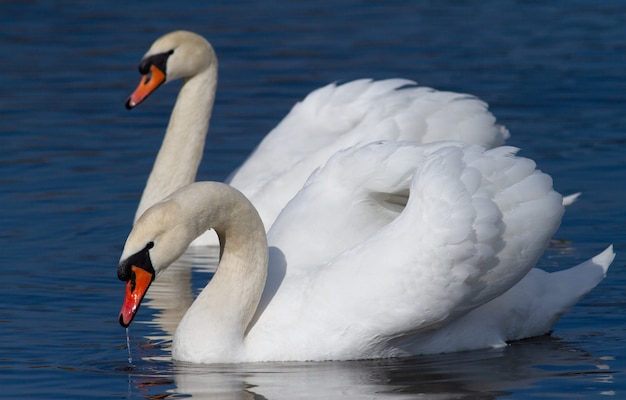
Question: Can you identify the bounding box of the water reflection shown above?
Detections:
[126,247,616,399]
[123,335,615,399]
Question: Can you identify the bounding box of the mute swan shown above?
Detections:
[117,141,613,363]
[126,30,510,244]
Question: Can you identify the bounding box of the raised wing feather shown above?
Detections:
[229,80,509,229]
[260,141,562,359]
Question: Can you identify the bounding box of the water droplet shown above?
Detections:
[125,327,133,365]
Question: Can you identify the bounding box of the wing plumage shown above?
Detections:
[229,80,509,229]
[254,141,563,359]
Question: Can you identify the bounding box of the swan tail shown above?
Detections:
[492,245,615,342]
[389,246,616,355]
[550,245,614,300]
[562,192,582,206]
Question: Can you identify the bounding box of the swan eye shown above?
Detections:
[147,241,155,249]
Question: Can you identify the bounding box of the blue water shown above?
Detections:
[1,0,625,398]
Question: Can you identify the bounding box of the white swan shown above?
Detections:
[126,31,510,244]
[117,140,613,363]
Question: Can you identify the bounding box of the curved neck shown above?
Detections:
[135,65,218,222]
[172,182,268,362]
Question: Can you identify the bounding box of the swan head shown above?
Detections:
[125,30,217,109]
[117,195,199,327]
[117,182,265,328]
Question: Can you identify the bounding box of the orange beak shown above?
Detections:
[119,265,154,327]
[125,64,166,109]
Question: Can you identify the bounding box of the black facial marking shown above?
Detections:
[117,242,155,281]
[138,49,174,75]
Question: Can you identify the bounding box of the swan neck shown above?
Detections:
[209,185,269,327]
[173,183,268,362]
[135,65,218,222]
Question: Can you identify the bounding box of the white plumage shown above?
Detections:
[118,140,613,363]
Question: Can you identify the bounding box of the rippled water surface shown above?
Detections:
[1,1,625,398]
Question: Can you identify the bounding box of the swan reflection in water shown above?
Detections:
[141,245,220,343]
[125,246,615,400]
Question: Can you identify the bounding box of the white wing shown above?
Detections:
[253,141,563,360]
[229,80,509,230]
